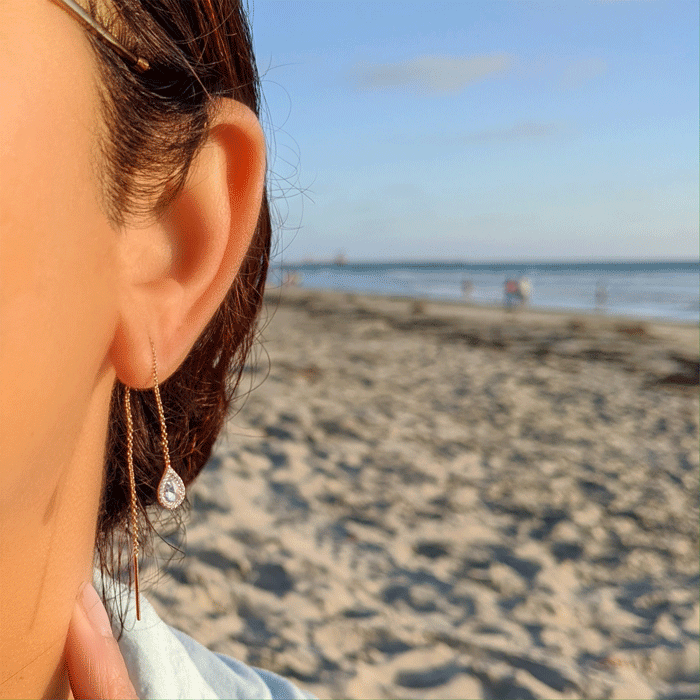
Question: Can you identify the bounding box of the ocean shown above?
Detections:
[272,260,699,325]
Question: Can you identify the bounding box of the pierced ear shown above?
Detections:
[109,99,266,389]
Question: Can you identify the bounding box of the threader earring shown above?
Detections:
[125,340,186,620]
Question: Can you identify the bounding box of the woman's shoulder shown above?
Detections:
[95,567,317,700]
[165,621,317,700]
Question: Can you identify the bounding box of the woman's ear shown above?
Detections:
[109,99,265,388]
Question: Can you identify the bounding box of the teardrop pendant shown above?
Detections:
[157,465,185,510]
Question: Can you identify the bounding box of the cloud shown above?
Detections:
[560,57,607,89]
[350,53,512,94]
[468,121,559,142]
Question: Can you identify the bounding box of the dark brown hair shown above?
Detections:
[84,0,272,637]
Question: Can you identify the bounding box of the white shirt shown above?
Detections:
[93,567,317,700]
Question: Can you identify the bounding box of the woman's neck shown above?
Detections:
[0,372,113,700]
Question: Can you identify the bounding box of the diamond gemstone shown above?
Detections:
[164,483,177,503]
[158,466,185,510]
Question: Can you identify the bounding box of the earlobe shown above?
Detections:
[109,99,266,389]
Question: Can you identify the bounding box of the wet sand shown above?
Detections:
[143,287,699,699]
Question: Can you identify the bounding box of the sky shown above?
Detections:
[249,0,699,263]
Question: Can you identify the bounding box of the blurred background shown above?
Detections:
[255,0,697,262]
[144,3,699,699]
[253,0,698,324]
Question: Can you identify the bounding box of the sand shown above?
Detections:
[141,287,699,700]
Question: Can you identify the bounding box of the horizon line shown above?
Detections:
[277,256,699,266]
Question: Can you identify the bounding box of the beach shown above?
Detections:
[142,287,699,700]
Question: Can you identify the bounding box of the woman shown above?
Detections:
[0,1,314,698]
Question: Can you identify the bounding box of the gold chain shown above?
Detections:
[150,340,171,471]
[124,386,140,619]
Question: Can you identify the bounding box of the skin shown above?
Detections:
[0,1,266,698]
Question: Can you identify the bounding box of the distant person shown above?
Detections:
[595,280,608,312]
[283,271,300,287]
[504,278,520,310]
[461,278,473,300]
[518,276,531,307]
